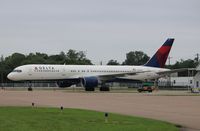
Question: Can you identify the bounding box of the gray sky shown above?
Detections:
[0,0,199,64]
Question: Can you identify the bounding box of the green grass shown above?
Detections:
[0,107,178,131]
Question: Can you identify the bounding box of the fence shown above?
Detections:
[0,81,193,90]
[0,82,57,88]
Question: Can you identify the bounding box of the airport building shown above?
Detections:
[159,65,200,91]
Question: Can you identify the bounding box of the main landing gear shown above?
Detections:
[99,84,110,91]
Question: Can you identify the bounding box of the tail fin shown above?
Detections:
[144,38,174,68]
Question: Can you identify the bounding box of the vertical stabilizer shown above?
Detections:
[144,38,174,68]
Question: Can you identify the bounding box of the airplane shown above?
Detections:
[7,38,177,91]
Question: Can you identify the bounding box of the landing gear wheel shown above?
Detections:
[100,85,110,91]
[85,87,95,91]
[28,82,33,91]
[28,87,33,91]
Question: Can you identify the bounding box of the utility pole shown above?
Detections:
[195,53,199,62]
[168,56,172,65]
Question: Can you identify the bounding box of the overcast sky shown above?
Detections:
[0,0,199,64]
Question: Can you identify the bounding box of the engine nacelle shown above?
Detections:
[81,77,98,91]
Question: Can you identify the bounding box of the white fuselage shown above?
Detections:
[7,64,169,81]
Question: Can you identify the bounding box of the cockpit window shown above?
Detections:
[12,70,22,73]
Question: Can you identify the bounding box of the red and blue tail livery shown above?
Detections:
[144,38,174,68]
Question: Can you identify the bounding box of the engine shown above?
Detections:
[81,77,99,91]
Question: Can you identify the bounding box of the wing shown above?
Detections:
[98,71,150,81]
[157,68,188,75]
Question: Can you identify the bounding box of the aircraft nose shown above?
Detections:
[7,73,14,81]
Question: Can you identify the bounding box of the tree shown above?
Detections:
[35,52,48,60]
[65,50,92,65]
[5,53,26,68]
[22,53,47,64]
[167,59,199,69]
[107,59,120,65]
[0,55,4,62]
[122,51,150,65]
[0,53,26,82]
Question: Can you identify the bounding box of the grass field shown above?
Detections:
[0,107,178,131]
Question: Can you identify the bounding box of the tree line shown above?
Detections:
[0,49,199,82]
[107,51,199,69]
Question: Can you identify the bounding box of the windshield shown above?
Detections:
[12,70,22,73]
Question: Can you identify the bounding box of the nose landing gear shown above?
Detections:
[28,81,33,91]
